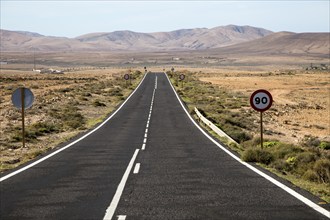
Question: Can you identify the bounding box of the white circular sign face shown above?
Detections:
[250,89,273,112]
[179,74,185,80]
[12,88,34,109]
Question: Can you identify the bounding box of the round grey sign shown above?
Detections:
[12,88,34,109]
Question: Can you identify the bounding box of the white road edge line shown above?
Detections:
[0,73,148,182]
[133,163,140,174]
[165,72,330,218]
[103,149,140,220]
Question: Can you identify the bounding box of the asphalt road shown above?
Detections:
[1,72,329,220]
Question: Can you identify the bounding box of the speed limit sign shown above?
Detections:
[250,89,273,149]
[250,89,273,112]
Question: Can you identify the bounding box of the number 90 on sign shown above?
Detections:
[250,89,273,112]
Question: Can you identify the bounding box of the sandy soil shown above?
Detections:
[199,70,330,144]
[0,68,136,170]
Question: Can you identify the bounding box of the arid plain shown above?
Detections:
[1,48,330,202]
[1,51,329,156]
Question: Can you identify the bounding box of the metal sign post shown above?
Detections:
[12,87,34,149]
[171,67,174,78]
[250,89,273,149]
[179,74,185,88]
[124,74,130,86]
[260,111,263,149]
[21,88,26,148]
[129,70,132,85]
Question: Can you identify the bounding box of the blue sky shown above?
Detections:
[1,1,329,37]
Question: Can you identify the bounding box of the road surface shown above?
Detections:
[1,72,329,220]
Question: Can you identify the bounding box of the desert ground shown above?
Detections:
[1,51,329,172]
[197,69,330,144]
[0,66,143,171]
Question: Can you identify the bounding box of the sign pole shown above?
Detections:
[129,70,132,85]
[250,89,273,150]
[260,111,263,149]
[21,88,26,149]
[124,74,130,87]
[12,87,34,150]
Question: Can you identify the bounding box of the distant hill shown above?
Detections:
[210,32,330,56]
[2,27,328,57]
[0,25,272,51]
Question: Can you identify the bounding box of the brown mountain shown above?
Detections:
[0,25,272,51]
[210,31,330,56]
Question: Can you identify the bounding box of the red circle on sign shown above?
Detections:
[250,89,273,112]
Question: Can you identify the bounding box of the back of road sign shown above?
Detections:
[12,88,34,109]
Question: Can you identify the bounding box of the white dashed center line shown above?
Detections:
[112,75,158,219]
[117,215,126,220]
[133,163,140,174]
[103,149,140,220]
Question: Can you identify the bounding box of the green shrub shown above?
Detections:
[319,141,330,150]
[301,135,321,148]
[10,122,59,142]
[223,116,247,129]
[263,141,279,148]
[242,137,262,149]
[49,106,85,130]
[242,148,274,165]
[296,152,316,163]
[229,142,239,149]
[286,156,297,166]
[313,159,330,183]
[11,130,38,142]
[108,87,123,96]
[273,144,303,159]
[31,122,60,135]
[227,129,252,143]
[303,169,319,182]
[93,100,106,107]
[272,159,291,172]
